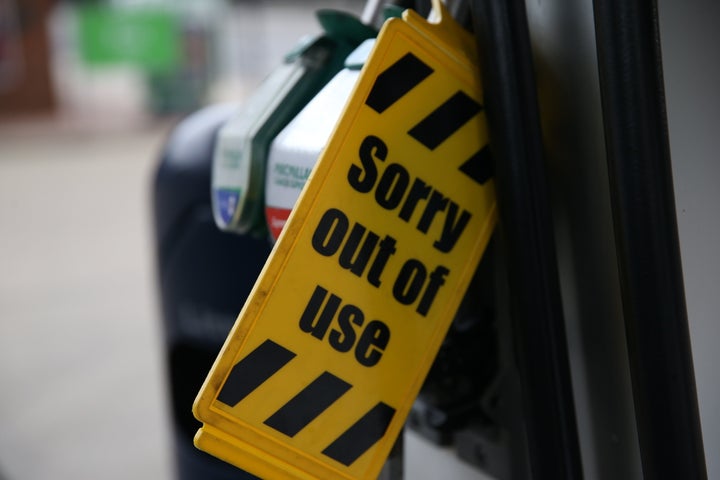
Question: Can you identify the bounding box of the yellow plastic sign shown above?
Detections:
[193,3,496,479]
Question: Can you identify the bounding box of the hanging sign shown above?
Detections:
[193,2,496,479]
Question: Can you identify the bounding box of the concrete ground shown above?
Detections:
[0,116,176,480]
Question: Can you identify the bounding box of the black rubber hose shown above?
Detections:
[592,1,707,479]
[469,1,584,478]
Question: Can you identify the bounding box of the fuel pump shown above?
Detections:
[264,39,375,240]
[193,3,508,479]
[155,2,517,479]
[211,10,376,236]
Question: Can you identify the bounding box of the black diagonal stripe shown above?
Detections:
[322,402,396,466]
[264,372,352,438]
[408,91,482,150]
[459,145,494,185]
[365,53,434,114]
[216,339,296,407]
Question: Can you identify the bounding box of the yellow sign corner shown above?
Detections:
[193,2,496,479]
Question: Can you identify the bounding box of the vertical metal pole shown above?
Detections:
[592,1,708,478]
[469,1,584,479]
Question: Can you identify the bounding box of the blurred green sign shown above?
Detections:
[78,7,180,72]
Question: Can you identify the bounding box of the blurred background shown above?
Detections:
[0,1,718,479]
